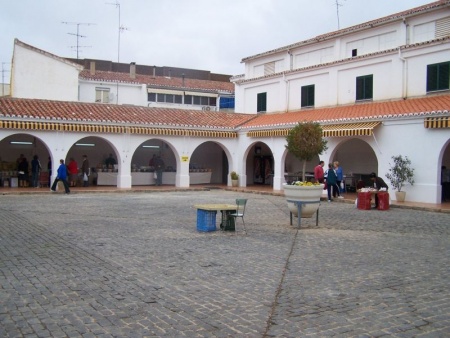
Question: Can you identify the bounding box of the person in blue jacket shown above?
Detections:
[325,163,340,202]
[333,161,344,196]
[50,159,70,194]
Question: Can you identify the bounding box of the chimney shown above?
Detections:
[153,66,156,78]
[168,69,171,78]
[130,62,136,79]
[182,73,185,87]
[90,61,96,76]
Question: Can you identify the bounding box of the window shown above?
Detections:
[427,62,450,92]
[183,94,215,106]
[301,85,315,107]
[356,75,373,101]
[95,88,110,103]
[257,92,267,112]
[193,96,201,105]
[219,97,235,109]
[148,92,183,103]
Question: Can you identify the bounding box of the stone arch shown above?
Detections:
[328,138,379,189]
[243,141,275,186]
[190,140,233,185]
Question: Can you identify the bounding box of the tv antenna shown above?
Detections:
[1,62,11,96]
[335,0,346,30]
[106,1,129,64]
[106,1,129,104]
[62,21,96,59]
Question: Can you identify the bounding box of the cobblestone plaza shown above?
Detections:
[1,191,449,337]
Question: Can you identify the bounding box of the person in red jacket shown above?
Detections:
[314,161,325,183]
[67,157,78,187]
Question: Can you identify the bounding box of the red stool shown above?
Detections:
[357,192,372,210]
[377,192,390,210]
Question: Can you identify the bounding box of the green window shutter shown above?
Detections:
[356,75,373,100]
[427,62,450,92]
[257,92,267,112]
[301,85,315,107]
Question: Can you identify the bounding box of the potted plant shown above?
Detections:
[230,171,239,187]
[284,122,328,218]
[385,155,414,202]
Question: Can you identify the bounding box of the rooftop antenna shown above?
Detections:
[62,21,96,59]
[106,1,129,104]
[335,0,346,30]
[1,62,11,96]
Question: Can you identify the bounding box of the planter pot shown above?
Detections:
[283,184,324,218]
[231,179,239,187]
[395,191,406,202]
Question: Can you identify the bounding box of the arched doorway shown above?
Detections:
[0,133,50,188]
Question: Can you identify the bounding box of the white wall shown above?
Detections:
[11,42,80,101]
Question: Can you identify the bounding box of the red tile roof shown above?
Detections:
[79,70,234,94]
[0,95,448,131]
[0,98,250,129]
[240,94,450,129]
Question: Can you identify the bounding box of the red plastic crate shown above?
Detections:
[357,192,372,210]
[377,192,390,211]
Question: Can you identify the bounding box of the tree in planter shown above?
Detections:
[385,155,414,192]
[285,122,328,182]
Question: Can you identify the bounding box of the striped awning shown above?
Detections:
[321,122,380,137]
[0,120,237,138]
[424,117,450,128]
[246,122,380,138]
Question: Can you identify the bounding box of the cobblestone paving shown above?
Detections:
[0,191,449,337]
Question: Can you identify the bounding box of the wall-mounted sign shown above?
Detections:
[181,156,189,162]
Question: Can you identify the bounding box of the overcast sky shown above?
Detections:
[0,0,436,80]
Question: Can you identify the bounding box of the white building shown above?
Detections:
[0,1,449,204]
[10,39,235,112]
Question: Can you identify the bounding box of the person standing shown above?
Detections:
[47,156,52,187]
[31,155,42,188]
[67,157,78,187]
[325,163,340,202]
[81,155,90,187]
[18,157,29,187]
[153,155,165,186]
[369,172,389,208]
[334,161,344,196]
[50,159,70,194]
[105,153,117,168]
[314,161,325,183]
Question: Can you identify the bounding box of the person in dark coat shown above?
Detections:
[370,172,389,208]
[325,163,340,202]
[31,155,42,188]
[18,157,29,187]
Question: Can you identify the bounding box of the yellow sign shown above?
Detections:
[181,156,189,162]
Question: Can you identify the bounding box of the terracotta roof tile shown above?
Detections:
[0,98,250,129]
[79,70,234,93]
[240,94,450,129]
[0,95,449,132]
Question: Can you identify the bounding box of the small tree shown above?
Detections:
[385,155,415,192]
[285,122,328,182]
